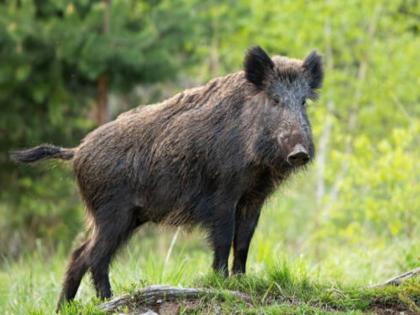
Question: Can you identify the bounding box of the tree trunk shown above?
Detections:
[95,73,109,125]
[95,0,110,126]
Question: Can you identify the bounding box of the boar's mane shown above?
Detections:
[75,70,284,226]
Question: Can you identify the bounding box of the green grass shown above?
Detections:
[192,264,420,314]
[1,176,419,314]
[1,227,418,314]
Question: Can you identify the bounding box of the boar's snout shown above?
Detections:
[286,144,310,166]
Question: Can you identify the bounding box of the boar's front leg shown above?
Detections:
[232,198,263,275]
[208,205,236,277]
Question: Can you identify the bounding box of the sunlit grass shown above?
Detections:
[1,229,418,313]
[1,175,418,314]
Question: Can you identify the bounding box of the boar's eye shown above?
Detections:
[301,99,307,107]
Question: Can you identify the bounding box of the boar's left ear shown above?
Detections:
[303,50,324,90]
[244,46,274,89]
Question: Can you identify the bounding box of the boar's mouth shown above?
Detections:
[268,147,313,177]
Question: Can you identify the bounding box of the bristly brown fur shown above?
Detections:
[11,46,324,311]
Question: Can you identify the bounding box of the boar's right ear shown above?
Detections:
[244,46,274,89]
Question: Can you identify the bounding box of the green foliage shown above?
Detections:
[317,123,419,243]
[0,0,201,254]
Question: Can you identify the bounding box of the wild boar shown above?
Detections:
[11,46,323,309]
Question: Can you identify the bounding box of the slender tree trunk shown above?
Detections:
[95,73,109,125]
[316,6,334,205]
[95,0,110,126]
[326,4,382,207]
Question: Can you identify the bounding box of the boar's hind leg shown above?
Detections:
[56,240,90,311]
[88,206,144,300]
[232,200,263,275]
[208,206,236,277]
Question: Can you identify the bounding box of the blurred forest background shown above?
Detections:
[0,0,419,313]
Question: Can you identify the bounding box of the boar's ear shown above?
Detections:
[244,46,274,89]
[303,50,323,89]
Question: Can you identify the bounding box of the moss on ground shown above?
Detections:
[90,265,420,314]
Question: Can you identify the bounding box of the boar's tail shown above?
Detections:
[10,144,75,164]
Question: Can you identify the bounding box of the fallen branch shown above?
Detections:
[370,267,420,288]
[99,285,252,313]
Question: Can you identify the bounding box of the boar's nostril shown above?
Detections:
[287,144,310,166]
